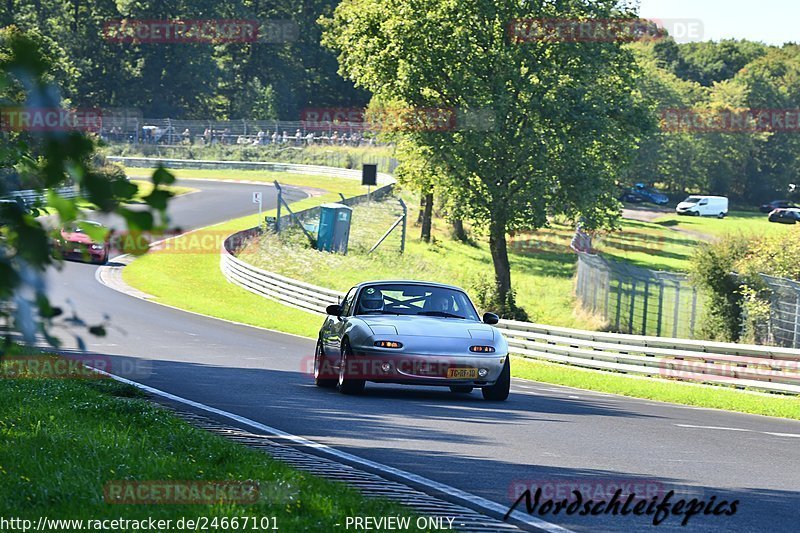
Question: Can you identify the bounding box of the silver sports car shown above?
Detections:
[315,280,510,401]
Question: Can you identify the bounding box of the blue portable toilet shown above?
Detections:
[317,203,352,254]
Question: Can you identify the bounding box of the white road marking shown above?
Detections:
[88,365,574,533]
[512,390,543,396]
[676,424,751,432]
[676,424,800,438]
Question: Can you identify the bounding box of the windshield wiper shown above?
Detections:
[417,311,465,319]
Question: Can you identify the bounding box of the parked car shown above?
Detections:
[768,208,800,224]
[51,220,111,264]
[760,200,798,213]
[676,195,728,218]
[619,183,669,205]
[315,280,510,400]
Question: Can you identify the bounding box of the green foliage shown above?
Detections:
[689,235,750,341]
[0,29,174,347]
[322,0,652,310]
[6,0,367,118]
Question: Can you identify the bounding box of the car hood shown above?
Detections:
[60,231,95,244]
[360,315,494,340]
[676,201,696,208]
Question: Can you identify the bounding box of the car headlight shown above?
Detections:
[90,244,105,250]
[374,341,403,349]
[470,346,496,353]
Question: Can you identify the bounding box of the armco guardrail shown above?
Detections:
[222,228,343,314]
[3,185,79,204]
[220,233,800,394]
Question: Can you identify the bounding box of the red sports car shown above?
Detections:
[52,220,111,264]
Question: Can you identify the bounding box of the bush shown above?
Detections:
[689,234,750,341]
[470,275,530,322]
[690,230,800,343]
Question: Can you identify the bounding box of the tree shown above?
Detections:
[322,0,651,316]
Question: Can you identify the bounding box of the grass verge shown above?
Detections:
[512,357,800,420]
[652,210,796,239]
[0,352,426,527]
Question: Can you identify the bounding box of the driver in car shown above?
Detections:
[430,293,455,313]
[359,287,384,314]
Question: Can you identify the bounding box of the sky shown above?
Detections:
[637,0,798,45]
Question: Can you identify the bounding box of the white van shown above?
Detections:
[676,195,729,218]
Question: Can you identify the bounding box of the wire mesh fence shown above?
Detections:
[98,117,389,147]
[757,275,800,348]
[575,253,703,338]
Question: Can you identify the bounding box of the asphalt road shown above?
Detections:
[40,178,800,532]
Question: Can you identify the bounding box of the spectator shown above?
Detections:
[181,128,191,145]
[282,130,288,144]
[203,127,211,145]
[331,131,339,145]
[271,131,278,144]
[305,132,315,145]
[257,129,265,145]
[294,129,302,145]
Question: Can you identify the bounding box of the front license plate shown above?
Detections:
[73,248,82,253]
[447,368,478,379]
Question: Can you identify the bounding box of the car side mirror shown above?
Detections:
[483,312,499,325]
[326,304,343,316]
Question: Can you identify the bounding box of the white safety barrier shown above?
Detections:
[3,185,79,204]
[221,230,800,395]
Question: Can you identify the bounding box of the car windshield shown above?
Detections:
[685,196,702,203]
[355,283,480,321]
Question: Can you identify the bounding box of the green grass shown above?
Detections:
[123,214,323,338]
[104,143,398,173]
[124,167,371,203]
[0,353,426,528]
[512,357,800,420]
[652,210,797,239]
[511,218,700,273]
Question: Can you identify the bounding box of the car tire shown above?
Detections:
[338,339,365,395]
[717,212,725,219]
[314,340,336,388]
[482,358,510,401]
[449,385,473,394]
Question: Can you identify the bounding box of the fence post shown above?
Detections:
[274,181,282,232]
[628,279,637,334]
[642,279,649,335]
[399,198,407,254]
[656,283,664,337]
[673,284,681,338]
[615,278,623,332]
[690,288,699,338]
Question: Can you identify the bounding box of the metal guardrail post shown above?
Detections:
[274,181,282,232]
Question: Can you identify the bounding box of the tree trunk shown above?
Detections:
[488,217,511,308]
[420,192,433,242]
[452,218,468,242]
[416,195,425,224]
